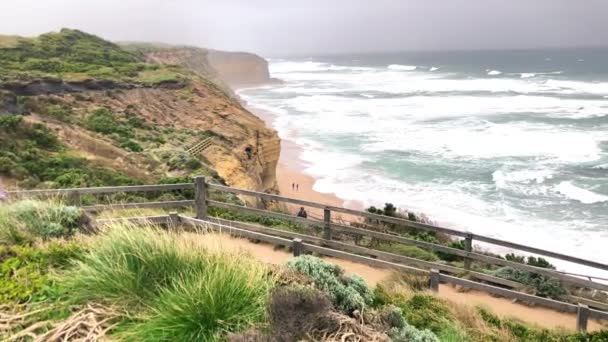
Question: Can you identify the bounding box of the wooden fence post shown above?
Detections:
[464,233,473,270]
[576,303,589,332]
[169,212,180,231]
[69,190,81,206]
[323,207,332,241]
[292,238,303,257]
[430,269,440,292]
[194,177,208,220]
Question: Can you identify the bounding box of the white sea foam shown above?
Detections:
[487,69,502,76]
[555,182,608,204]
[388,64,417,71]
[237,58,608,278]
[493,169,554,189]
[520,73,536,78]
[430,67,439,71]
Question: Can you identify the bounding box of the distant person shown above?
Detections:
[296,183,299,192]
[292,182,295,191]
[297,207,308,218]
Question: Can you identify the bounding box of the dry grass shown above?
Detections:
[1,303,120,342]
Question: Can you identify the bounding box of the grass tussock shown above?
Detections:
[63,223,276,341]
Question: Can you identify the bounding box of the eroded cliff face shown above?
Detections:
[138,47,281,192]
[205,50,278,87]
[17,78,279,193]
[0,30,280,195]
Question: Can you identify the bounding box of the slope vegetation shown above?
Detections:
[0,29,279,192]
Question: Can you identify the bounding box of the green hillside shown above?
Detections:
[0,28,183,84]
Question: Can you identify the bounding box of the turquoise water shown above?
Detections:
[238,49,608,276]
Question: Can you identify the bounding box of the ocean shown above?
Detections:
[237,48,608,276]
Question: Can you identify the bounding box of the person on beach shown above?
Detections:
[296,183,299,192]
[292,182,295,191]
[297,207,308,218]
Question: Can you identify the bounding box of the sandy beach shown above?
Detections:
[247,104,363,219]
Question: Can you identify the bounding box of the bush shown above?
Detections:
[388,323,439,342]
[436,239,465,262]
[376,243,439,262]
[0,241,82,303]
[0,200,88,244]
[493,267,567,299]
[286,255,373,313]
[269,286,333,341]
[120,139,143,152]
[85,107,122,135]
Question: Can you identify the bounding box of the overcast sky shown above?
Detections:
[1,0,607,56]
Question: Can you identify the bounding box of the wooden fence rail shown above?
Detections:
[8,176,608,324]
[176,214,608,331]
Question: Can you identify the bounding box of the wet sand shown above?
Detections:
[200,232,606,332]
[247,104,364,220]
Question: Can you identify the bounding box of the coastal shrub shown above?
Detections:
[475,306,608,341]
[85,107,123,135]
[286,255,374,313]
[208,206,309,234]
[44,104,73,122]
[268,286,333,340]
[119,139,143,152]
[0,241,82,303]
[0,200,87,244]
[400,294,454,334]
[375,243,439,262]
[493,266,567,299]
[505,253,555,269]
[0,116,137,188]
[436,239,466,262]
[388,323,439,342]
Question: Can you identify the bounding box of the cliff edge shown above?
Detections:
[0,29,279,195]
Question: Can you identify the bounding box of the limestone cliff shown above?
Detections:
[132,45,281,191]
[0,29,280,194]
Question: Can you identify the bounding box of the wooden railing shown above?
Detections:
[8,176,608,330]
[187,137,213,156]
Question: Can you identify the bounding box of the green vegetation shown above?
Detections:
[63,226,275,341]
[287,255,374,313]
[0,200,89,244]
[0,29,184,84]
[0,114,138,188]
[208,206,316,234]
[0,199,605,341]
[493,266,568,299]
[0,242,82,303]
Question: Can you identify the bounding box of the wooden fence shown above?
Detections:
[9,177,608,331]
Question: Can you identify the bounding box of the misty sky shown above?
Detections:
[1,0,607,56]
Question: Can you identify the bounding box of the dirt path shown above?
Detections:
[199,233,606,332]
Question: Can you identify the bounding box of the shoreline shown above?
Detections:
[246,103,364,218]
[240,90,607,280]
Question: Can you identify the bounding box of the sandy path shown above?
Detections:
[201,233,605,332]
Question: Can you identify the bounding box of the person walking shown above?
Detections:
[292,182,295,191]
[296,183,299,192]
